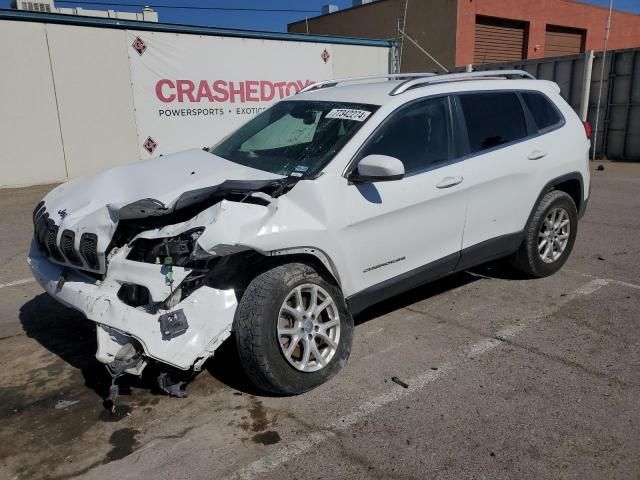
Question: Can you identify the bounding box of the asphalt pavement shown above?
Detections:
[0,162,638,480]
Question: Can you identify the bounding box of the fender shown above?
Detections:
[268,246,342,287]
[526,172,586,226]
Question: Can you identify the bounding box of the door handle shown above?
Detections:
[528,150,547,160]
[436,176,463,188]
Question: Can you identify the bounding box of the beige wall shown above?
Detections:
[0,21,68,187]
[0,21,139,188]
[46,24,140,179]
[289,0,458,72]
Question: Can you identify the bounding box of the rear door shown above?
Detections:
[454,91,540,263]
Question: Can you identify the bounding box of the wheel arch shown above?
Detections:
[527,172,584,228]
[266,247,342,287]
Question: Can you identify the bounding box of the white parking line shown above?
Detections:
[565,268,640,291]
[226,278,609,480]
[0,278,34,289]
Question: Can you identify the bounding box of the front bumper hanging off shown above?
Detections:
[28,240,238,372]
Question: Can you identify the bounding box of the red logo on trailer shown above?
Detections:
[143,136,157,153]
[321,49,330,63]
[132,36,147,56]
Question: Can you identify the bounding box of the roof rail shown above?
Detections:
[389,70,536,96]
[298,72,436,94]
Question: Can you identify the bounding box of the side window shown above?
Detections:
[360,96,451,174]
[459,92,528,154]
[521,91,563,132]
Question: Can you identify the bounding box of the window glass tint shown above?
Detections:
[360,96,451,174]
[521,91,562,131]
[459,92,527,153]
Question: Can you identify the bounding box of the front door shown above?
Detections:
[338,96,467,309]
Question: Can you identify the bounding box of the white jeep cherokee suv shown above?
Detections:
[28,70,590,395]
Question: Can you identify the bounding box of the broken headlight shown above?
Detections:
[127,228,206,267]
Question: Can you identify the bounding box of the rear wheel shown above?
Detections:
[512,190,578,277]
[234,262,353,395]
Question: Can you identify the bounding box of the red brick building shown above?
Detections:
[289,0,640,71]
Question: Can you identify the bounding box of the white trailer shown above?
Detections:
[0,10,396,188]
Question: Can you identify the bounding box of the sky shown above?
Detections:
[0,0,638,32]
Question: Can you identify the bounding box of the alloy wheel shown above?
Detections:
[277,283,340,372]
[538,207,571,263]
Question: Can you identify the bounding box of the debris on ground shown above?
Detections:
[596,165,605,171]
[158,372,189,398]
[391,376,409,389]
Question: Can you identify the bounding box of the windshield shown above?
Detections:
[210,101,379,176]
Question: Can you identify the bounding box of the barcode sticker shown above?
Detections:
[326,108,372,122]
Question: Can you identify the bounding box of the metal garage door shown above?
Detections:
[545,26,584,57]
[474,16,526,64]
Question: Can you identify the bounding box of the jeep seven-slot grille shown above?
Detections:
[33,202,100,271]
[45,224,65,262]
[60,230,82,266]
[80,233,100,270]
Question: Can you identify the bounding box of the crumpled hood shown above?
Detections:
[44,149,282,222]
[36,149,284,273]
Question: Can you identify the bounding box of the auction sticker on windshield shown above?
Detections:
[326,108,372,122]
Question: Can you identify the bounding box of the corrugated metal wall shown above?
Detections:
[464,47,640,161]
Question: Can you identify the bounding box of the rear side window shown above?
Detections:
[521,91,563,132]
[459,92,528,154]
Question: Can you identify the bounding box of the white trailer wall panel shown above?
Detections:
[332,44,390,78]
[129,32,337,157]
[0,13,393,188]
[128,34,390,158]
[0,21,67,187]
[46,24,140,179]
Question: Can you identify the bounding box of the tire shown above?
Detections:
[234,262,353,395]
[511,190,578,277]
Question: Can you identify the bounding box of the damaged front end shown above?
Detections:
[28,173,295,396]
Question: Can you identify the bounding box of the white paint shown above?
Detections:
[226,277,610,480]
[611,279,640,291]
[573,277,610,295]
[0,278,35,289]
[565,268,640,291]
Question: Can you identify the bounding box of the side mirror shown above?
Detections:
[349,155,405,183]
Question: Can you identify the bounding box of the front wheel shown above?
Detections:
[234,262,353,395]
[511,190,578,277]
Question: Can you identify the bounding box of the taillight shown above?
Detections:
[583,121,592,140]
